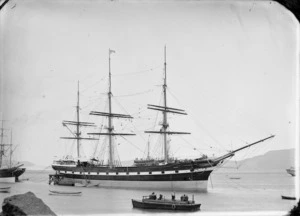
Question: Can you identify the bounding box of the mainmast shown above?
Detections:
[162,46,168,163]
[88,49,135,168]
[76,81,80,158]
[61,82,97,159]
[108,49,114,167]
[145,47,190,164]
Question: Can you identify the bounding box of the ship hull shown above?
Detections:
[0,167,26,182]
[51,163,215,191]
[132,199,201,211]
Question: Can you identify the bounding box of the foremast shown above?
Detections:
[145,47,190,164]
[0,120,16,168]
[88,49,135,168]
[61,82,97,159]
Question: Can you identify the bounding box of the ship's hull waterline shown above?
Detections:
[80,179,208,192]
[50,164,214,191]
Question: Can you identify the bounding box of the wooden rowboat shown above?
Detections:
[49,190,81,196]
[0,187,11,193]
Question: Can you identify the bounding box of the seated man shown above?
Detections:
[158,194,163,200]
[172,193,175,201]
[150,192,156,200]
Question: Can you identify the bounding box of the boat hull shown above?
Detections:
[0,187,11,193]
[0,167,26,182]
[281,195,296,200]
[132,199,200,211]
[50,167,213,191]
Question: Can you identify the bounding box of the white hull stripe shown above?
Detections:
[59,167,214,176]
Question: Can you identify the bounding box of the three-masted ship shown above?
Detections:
[0,121,25,182]
[51,48,275,191]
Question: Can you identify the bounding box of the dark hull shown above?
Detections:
[132,199,200,211]
[51,160,216,191]
[0,167,26,181]
[52,169,213,181]
[281,195,296,200]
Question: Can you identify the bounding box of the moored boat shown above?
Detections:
[0,121,26,183]
[49,190,82,196]
[229,177,241,180]
[132,193,200,211]
[0,186,11,193]
[286,167,295,177]
[281,195,296,200]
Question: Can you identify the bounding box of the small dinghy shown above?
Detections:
[281,195,296,200]
[132,192,200,211]
[49,190,82,196]
[0,187,11,193]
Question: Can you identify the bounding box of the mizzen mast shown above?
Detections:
[145,47,190,164]
[61,82,97,159]
[88,49,135,168]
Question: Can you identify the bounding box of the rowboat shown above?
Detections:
[132,193,200,211]
[0,186,11,193]
[49,190,82,196]
[281,195,296,200]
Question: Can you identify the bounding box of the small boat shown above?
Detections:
[49,190,82,196]
[132,193,200,211]
[286,167,295,177]
[0,186,11,193]
[229,177,241,180]
[0,122,26,183]
[281,195,296,200]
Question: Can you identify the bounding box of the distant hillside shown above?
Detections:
[220,148,295,172]
[14,161,51,170]
[18,161,35,167]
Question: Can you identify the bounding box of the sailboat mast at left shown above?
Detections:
[0,120,26,183]
[58,82,98,164]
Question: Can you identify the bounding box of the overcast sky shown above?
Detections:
[0,0,298,166]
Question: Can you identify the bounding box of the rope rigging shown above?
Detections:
[166,87,228,152]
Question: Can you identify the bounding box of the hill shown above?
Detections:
[219,148,295,173]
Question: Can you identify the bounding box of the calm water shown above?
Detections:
[0,170,297,215]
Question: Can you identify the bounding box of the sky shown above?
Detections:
[0,0,298,166]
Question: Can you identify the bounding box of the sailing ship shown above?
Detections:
[132,193,201,211]
[51,48,275,191]
[0,121,25,182]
